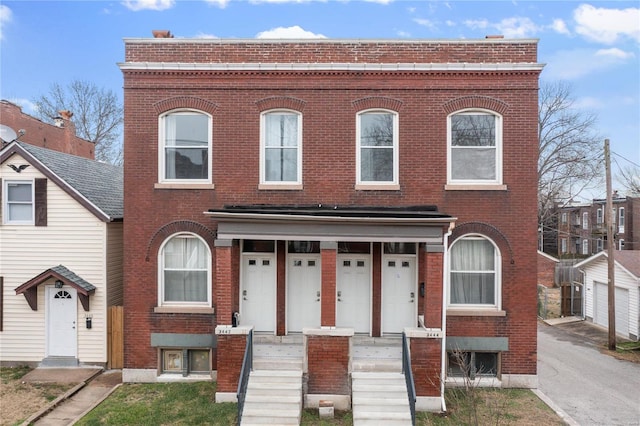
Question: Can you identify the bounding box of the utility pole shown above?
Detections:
[604,139,616,350]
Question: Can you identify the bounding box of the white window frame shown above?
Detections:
[158,109,212,184]
[596,208,603,224]
[582,212,588,230]
[561,213,567,224]
[2,179,34,225]
[561,238,567,254]
[447,109,503,186]
[356,109,399,188]
[582,239,589,255]
[448,234,502,310]
[158,233,212,307]
[618,207,625,233]
[259,109,302,188]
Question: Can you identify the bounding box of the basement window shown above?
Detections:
[161,349,211,376]
[447,351,498,380]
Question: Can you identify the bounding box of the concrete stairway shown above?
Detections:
[240,369,303,425]
[352,336,403,372]
[351,371,413,425]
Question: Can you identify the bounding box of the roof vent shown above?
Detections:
[152,30,173,38]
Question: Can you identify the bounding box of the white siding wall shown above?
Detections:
[0,155,110,363]
[583,256,640,340]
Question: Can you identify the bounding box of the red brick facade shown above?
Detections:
[120,38,541,394]
[0,100,95,159]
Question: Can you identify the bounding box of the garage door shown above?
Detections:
[594,282,629,337]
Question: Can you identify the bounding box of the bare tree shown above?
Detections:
[33,80,123,164]
[617,165,640,195]
[538,81,603,251]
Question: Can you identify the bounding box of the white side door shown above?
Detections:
[241,255,276,332]
[46,286,77,357]
[287,255,321,332]
[336,255,371,334]
[382,256,417,334]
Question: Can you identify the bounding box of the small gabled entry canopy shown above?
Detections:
[15,265,96,311]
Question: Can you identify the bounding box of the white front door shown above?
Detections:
[241,255,276,332]
[336,255,371,333]
[287,255,321,332]
[46,286,77,357]
[382,256,417,334]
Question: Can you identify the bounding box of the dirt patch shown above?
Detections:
[0,366,75,426]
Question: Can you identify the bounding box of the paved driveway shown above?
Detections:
[538,321,640,426]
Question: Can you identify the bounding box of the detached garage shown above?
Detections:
[576,251,640,341]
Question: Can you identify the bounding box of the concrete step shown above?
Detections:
[353,396,409,406]
[352,359,402,372]
[353,420,413,426]
[352,383,407,392]
[240,369,303,426]
[352,371,412,426]
[249,370,302,383]
[247,381,302,391]
[353,410,412,420]
[241,414,300,425]
[253,357,303,371]
[245,394,301,404]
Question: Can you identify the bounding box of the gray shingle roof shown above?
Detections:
[18,142,123,220]
[51,264,97,292]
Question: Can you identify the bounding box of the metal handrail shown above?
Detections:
[402,331,417,426]
[236,329,253,426]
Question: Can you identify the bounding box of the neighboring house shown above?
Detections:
[119,33,542,411]
[0,141,123,367]
[1,100,95,159]
[575,250,640,341]
[554,196,639,258]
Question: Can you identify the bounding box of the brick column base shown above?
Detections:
[215,325,252,402]
[407,328,444,412]
[304,328,354,410]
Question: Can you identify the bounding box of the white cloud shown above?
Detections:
[596,48,635,60]
[204,0,231,7]
[464,16,541,38]
[7,98,38,115]
[550,18,570,36]
[256,25,326,39]
[121,0,175,11]
[463,19,489,30]
[195,32,219,39]
[0,5,12,41]
[542,48,632,80]
[362,0,394,4]
[413,18,437,31]
[396,30,411,38]
[573,4,640,44]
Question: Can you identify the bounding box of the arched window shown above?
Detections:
[447,109,502,185]
[159,233,211,306]
[260,110,302,186]
[356,109,399,186]
[159,110,212,183]
[449,235,501,308]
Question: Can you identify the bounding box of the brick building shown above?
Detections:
[119,34,542,413]
[1,100,95,159]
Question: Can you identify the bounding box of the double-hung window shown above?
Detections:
[3,180,33,225]
[448,110,502,185]
[449,235,500,308]
[160,110,211,183]
[357,110,399,187]
[261,110,302,186]
[159,234,211,306]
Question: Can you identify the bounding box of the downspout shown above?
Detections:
[440,221,455,413]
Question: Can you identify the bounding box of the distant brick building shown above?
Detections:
[1,100,95,159]
[120,35,542,410]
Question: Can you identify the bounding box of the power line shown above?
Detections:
[612,151,640,168]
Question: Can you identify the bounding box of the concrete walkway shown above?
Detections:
[21,368,122,426]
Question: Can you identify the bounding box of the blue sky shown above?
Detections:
[0,0,638,196]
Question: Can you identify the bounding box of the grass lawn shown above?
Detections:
[75,382,563,425]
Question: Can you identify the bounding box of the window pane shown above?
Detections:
[243,240,275,252]
[265,114,298,147]
[265,148,297,181]
[165,147,208,179]
[163,236,208,303]
[360,113,393,147]
[451,272,495,304]
[451,114,495,147]
[9,204,33,221]
[451,238,496,305]
[451,147,496,180]
[451,239,494,271]
[8,183,32,202]
[189,350,210,373]
[361,147,393,181]
[475,352,497,376]
[165,114,208,147]
[164,270,207,302]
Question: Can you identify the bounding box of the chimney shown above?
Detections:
[152,30,173,38]
[53,116,64,128]
[58,110,73,120]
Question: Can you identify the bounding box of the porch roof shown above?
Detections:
[15,265,96,311]
[206,204,456,243]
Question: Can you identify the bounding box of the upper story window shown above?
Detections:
[582,212,589,230]
[356,110,399,187]
[3,180,34,225]
[159,110,212,183]
[596,208,603,224]
[449,235,501,309]
[448,110,502,185]
[260,110,302,186]
[159,233,211,306]
[619,207,625,232]
[561,213,567,224]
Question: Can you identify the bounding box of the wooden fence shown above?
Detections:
[107,306,124,369]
